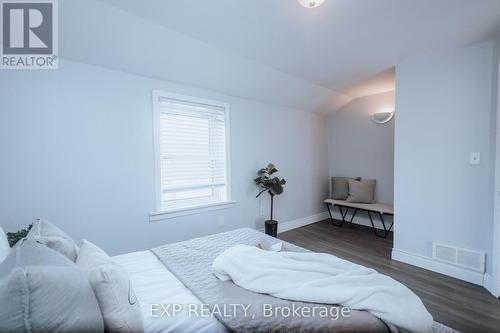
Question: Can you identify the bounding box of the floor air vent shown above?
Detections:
[432,242,485,273]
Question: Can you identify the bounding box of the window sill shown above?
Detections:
[149,201,237,222]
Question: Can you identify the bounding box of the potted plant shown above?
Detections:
[6,223,32,247]
[254,163,286,237]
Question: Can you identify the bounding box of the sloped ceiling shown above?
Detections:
[59,0,500,112]
[338,68,395,99]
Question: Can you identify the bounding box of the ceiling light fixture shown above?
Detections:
[297,0,325,9]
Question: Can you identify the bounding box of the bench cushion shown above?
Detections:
[325,199,394,215]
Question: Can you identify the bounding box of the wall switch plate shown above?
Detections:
[470,152,480,165]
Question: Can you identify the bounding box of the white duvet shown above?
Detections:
[212,244,434,333]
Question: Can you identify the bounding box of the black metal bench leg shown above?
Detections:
[326,203,341,226]
[326,203,333,221]
[368,212,393,238]
[379,213,394,238]
[367,211,380,237]
[328,203,393,238]
[339,206,351,225]
[348,208,357,224]
[326,203,350,227]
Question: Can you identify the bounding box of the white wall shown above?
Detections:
[327,92,395,228]
[328,91,395,203]
[0,60,329,255]
[394,40,496,276]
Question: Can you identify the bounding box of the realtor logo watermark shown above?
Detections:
[150,303,352,321]
[1,0,58,69]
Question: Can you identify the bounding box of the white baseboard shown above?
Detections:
[483,273,498,297]
[392,248,487,286]
[277,212,329,234]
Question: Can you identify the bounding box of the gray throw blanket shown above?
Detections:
[151,228,392,333]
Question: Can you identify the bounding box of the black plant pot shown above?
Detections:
[265,220,278,238]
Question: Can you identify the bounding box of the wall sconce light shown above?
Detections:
[297,0,325,9]
[372,107,394,124]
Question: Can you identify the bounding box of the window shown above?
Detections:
[151,91,233,218]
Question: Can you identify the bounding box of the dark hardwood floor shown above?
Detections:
[279,219,500,333]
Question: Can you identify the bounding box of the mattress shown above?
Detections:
[113,251,222,333]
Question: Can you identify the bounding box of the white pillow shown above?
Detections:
[26,218,79,261]
[0,227,10,264]
[76,240,144,333]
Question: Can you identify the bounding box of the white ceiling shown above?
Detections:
[100,0,500,91]
[338,67,395,99]
[60,0,500,112]
[60,0,350,112]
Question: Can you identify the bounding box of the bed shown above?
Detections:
[113,250,224,333]
[1,221,452,333]
[113,228,430,333]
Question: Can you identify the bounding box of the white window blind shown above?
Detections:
[153,92,229,212]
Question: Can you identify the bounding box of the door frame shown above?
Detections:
[492,60,500,297]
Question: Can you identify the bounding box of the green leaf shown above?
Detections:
[255,163,285,196]
[270,182,284,195]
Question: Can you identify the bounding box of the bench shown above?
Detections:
[324,199,394,238]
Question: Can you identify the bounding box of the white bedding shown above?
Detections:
[213,244,434,333]
[113,251,222,333]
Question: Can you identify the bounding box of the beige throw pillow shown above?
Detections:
[331,177,361,200]
[26,218,79,261]
[346,179,376,203]
[76,240,144,333]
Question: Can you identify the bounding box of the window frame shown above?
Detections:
[150,90,234,221]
